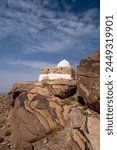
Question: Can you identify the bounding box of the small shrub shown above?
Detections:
[69,96,77,102]
[81,111,89,116]
[63,96,77,105]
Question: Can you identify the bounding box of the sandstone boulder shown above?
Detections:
[40,79,77,99]
[86,116,100,150]
[9,80,99,150]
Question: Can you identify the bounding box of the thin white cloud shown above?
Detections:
[7,59,56,68]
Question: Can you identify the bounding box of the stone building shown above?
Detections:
[39,59,75,81]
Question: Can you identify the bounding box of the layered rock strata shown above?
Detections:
[9,80,99,150]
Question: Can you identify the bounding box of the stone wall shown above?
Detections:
[40,67,75,79]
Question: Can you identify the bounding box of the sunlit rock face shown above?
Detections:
[9,80,99,150]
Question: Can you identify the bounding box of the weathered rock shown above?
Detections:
[9,81,75,149]
[50,84,77,99]
[40,79,77,99]
[86,116,100,150]
[10,82,35,94]
[9,80,99,150]
[11,93,65,149]
[77,51,100,113]
[0,95,12,149]
[11,80,77,100]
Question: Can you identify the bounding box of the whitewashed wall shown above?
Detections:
[39,73,71,81]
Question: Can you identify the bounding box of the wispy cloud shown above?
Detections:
[7,59,56,68]
[0,0,99,54]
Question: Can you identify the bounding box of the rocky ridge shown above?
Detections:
[0,51,100,150]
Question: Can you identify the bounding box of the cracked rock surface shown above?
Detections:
[77,51,100,113]
[7,79,99,150]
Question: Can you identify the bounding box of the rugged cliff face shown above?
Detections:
[0,51,100,150]
[77,51,100,113]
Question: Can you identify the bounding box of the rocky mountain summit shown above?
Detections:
[0,51,100,150]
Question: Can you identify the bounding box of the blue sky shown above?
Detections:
[0,0,100,93]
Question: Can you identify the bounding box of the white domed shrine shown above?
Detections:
[39,59,75,81]
[57,59,71,67]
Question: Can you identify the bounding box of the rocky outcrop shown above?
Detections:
[11,80,77,100]
[8,80,99,150]
[77,51,100,113]
[40,80,77,99]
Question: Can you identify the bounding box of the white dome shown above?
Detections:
[57,59,71,67]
